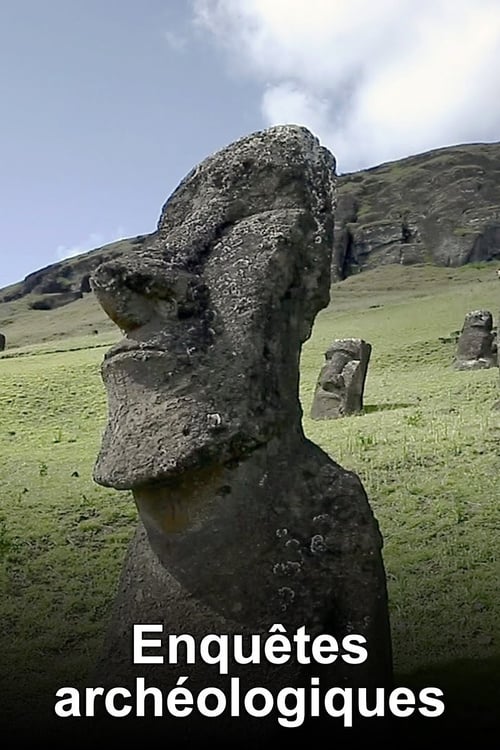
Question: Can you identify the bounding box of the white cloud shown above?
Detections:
[163,29,187,53]
[56,227,126,260]
[193,0,500,171]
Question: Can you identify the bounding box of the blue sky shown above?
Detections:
[1,0,499,287]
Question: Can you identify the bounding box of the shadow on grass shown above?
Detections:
[363,402,415,413]
[398,655,500,732]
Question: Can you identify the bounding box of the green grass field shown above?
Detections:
[0,262,499,723]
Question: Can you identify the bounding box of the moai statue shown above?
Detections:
[310,339,372,420]
[90,126,392,740]
[453,310,497,370]
[0,333,5,352]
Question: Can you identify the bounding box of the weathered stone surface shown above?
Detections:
[310,339,372,419]
[454,310,497,370]
[2,142,500,316]
[0,332,5,351]
[90,125,392,738]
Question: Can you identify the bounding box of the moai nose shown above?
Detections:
[90,255,206,332]
[90,262,155,332]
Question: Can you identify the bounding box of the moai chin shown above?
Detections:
[310,338,372,420]
[90,125,392,739]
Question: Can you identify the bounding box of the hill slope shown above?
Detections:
[0,233,152,305]
[333,141,500,277]
[1,140,500,352]
[0,263,498,730]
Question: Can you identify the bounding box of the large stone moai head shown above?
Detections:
[454,310,497,370]
[91,125,336,492]
[89,127,392,716]
[311,338,372,419]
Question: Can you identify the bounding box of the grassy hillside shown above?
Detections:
[0,291,116,352]
[1,141,499,323]
[0,262,499,729]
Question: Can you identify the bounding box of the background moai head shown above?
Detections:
[0,333,5,352]
[91,125,337,490]
[454,309,497,370]
[310,338,372,419]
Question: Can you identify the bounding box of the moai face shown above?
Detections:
[455,309,496,370]
[464,310,493,330]
[91,126,336,497]
[310,338,372,419]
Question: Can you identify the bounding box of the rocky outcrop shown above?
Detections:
[333,142,500,279]
[90,125,392,740]
[311,339,372,419]
[2,143,500,313]
[453,310,497,370]
[0,234,152,306]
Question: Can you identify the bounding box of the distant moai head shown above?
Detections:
[0,332,5,352]
[454,309,496,370]
[310,338,372,419]
[91,125,336,491]
[463,310,492,330]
